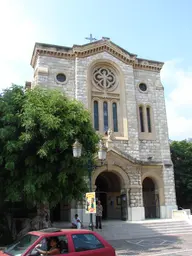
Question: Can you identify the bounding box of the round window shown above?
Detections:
[139,83,147,92]
[56,73,66,83]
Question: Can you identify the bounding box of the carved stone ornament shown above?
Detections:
[107,128,115,141]
[92,66,118,91]
[126,165,133,170]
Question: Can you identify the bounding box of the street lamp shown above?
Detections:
[72,139,107,230]
[72,139,82,158]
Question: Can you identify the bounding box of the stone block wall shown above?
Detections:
[33,51,172,166]
[34,56,75,99]
[129,187,143,207]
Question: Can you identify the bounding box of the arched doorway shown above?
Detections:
[142,177,160,219]
[95,171,121,220]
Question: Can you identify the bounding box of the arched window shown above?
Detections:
[90,63,123,136]
[103,101,108,132]
[93,100,99,131]
[112,102,118,132]
[146,107,152,133]
[139,106,145,132]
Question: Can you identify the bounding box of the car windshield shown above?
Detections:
[4,234,39,256]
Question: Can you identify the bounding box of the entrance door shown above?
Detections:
[95,171,121,220]
[51,203,61,222]
[142,177,160,219]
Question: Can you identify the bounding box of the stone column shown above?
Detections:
[70,199,77,223]
[129,186,145,221]
[127,167,144,221]
[155,79,177,218]
[75,57,88,107]
[161,164,177,218]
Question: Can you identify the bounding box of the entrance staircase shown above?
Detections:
[97,219,192,240]
[53,219,192,240]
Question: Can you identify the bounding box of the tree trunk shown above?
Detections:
[36,202,52,229]
[16,202,52,239]
[0,213,15,245]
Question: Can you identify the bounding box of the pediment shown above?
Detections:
[72,40,137,64]
[31,40,164,72]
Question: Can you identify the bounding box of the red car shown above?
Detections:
[0,228,116,256]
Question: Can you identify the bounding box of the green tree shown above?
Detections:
[171,140,192,208]
[0,85,99,241]
[0,85,26,243]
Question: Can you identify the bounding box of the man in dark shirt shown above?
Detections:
[96,200,103,229]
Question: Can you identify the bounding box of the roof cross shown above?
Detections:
[85,33,97,43]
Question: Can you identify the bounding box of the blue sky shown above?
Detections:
[0,0,192,140]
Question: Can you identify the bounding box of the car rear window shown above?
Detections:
[72,233,104,252]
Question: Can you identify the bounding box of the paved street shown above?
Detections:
[108,234,192,256]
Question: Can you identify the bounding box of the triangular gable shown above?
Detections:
[31,39,164,72]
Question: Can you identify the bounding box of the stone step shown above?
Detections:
[102,222,189,228]
[100,226,192,233]
[97,222,192,240]
[135,221,190,226]
[99,225,192,235]
[100,228,192,235]
[101,222,191,229]
[102,220,188,225]
[100,225,192,231]
[101,224,190,229]
[101,222,191,228]
[53,219,192,240]
[99,230,192,240]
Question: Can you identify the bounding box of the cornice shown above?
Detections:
[31,40,164,72]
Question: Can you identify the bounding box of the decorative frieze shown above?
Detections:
[31,41,164,72]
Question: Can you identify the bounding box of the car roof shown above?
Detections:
[28,228,95,237]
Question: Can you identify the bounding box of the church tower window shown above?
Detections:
[139,106,145,132]
[146,107,152,133]
[138,104,155,139]
[93,100,99,131]
[112,102,118,132]
[103,101,109,132]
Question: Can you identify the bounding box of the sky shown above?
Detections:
[0,0,191,140]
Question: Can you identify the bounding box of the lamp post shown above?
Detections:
[72,139,107,230]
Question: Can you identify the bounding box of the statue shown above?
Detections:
[107,128,114,141]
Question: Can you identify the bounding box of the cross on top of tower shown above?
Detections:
[85,34,97,43]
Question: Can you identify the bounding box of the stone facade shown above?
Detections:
[30,39,177,222]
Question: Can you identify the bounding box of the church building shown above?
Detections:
[29,38,177,222]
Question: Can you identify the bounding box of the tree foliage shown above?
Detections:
[171,140,192,208]
[0,85,99,208]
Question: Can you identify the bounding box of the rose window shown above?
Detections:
[92,67,118,91]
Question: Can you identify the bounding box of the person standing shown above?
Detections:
[96,200,103,229]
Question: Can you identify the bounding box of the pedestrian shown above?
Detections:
[72,214,82,229]
[95,200,103,229]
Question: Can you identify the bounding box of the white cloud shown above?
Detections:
[161,60,192,140]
